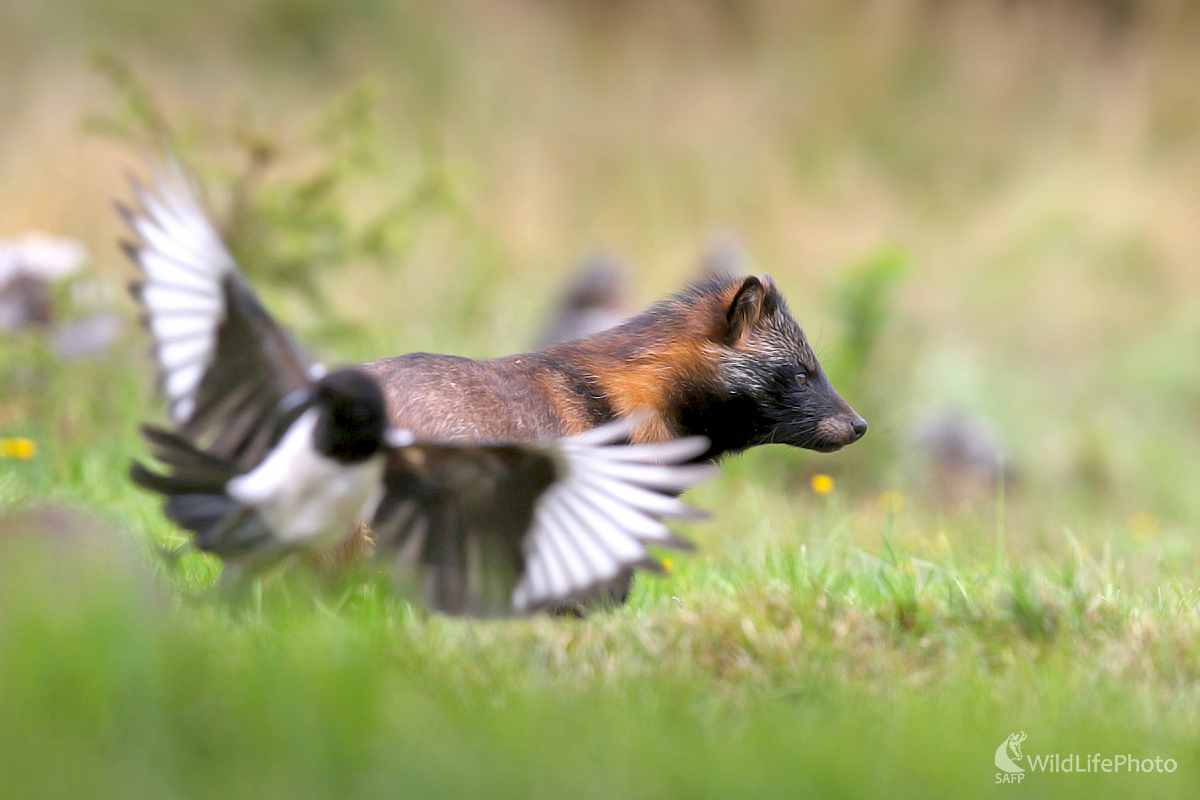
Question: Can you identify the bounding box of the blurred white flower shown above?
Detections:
[0,232,87,285]
[0,233,89,334]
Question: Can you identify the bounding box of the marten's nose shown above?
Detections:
[850,417,868,440]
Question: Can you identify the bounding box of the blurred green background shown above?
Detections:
[2,1,1200,797]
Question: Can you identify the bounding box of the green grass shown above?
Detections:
[3,337,1200,799]
[3,507,1200,800]
[5,1,1200,796]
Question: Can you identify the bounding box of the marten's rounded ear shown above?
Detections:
[726,274,776,343]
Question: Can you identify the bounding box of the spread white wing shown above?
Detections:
[120,162,318,466]
[512,423,712,612]
[374,419,714,615]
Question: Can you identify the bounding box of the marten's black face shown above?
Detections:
[708,275,867,455]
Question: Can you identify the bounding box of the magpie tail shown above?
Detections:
[131,425,237,492]
[130,425,259,554]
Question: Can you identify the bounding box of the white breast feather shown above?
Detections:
[227,409,385,549]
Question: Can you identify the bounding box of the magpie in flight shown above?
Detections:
[120,161,714,615]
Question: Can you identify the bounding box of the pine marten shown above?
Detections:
[364,273,867,458]
[339,273,866,599]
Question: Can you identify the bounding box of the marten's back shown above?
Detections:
[363,273,866,458]
[362,352,580,443]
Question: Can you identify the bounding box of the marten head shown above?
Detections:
[554,273,867,460]
[595,274,864,459]
[691,274,867,455]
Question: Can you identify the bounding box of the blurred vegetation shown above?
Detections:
[87,51,463,343]
[3,0,1200,796]
[828,246,909,395]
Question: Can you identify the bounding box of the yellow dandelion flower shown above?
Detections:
[879,490,906,515]
[662,558,673,572]
[811,474,834,495]
[0,438,37,460]
[1129,512,1160,543]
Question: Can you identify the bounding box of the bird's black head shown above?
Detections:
[311,368,388,463]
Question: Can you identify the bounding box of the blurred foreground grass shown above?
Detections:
[3,340,1200,798]
[3,506,1200,800]
[3,0,1200,797]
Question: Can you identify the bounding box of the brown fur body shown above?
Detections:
[365,274,866,459]
[350,274,866,599]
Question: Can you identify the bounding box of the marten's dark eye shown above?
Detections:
[796,372,808,386]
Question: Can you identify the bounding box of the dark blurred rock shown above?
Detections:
[52,313,122,360]
[0,233,88,335]
[911,409,1014,507]
[536,235,751,348]
[0,505,147,588]
[0,274,54,332]
[0,505,161,632]
[698,230,749,279]
[537,252,630,346]
[2,504,123,552]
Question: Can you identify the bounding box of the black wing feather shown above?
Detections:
[373,445,556,617]
[374,421,714,616]
[131,425,276,563]
[181,274,312,465]
[120,162,316,473]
